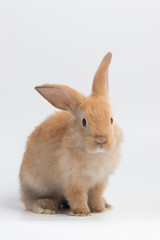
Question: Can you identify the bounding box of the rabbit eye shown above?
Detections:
[111,117,113,124]
[82,118,87,127]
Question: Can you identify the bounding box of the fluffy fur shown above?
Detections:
[19,52,123,216]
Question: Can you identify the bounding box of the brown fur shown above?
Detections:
[88,179,108,213]
[19,52,123,216]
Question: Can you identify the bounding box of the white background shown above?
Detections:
[0,0,160,239]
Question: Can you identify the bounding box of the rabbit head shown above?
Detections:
[35,52,121,154]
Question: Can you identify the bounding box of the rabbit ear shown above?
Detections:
[92,52,112,97]
[35,84,83,111]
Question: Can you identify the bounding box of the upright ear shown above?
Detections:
[92,52,112,97]
[35,84,83,111]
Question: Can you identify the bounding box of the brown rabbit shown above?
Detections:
[19,52,123,216]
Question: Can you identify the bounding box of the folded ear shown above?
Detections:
[35,84,83,111]
[92,52,112,97]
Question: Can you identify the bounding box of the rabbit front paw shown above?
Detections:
[89,198,106,213]
[90,206,107,213]
[89,197,113,213]
[69,207,91,216]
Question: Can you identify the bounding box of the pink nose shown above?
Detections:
[95,136,107,146]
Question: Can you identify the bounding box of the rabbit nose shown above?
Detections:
[95,136,107,145]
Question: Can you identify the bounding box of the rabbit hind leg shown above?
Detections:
[21,189,60,214]
[23,197,58,214]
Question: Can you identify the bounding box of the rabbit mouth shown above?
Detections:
[84,135,116,153]
[87,148,107,154]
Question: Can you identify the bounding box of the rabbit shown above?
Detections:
[19,52,123,216]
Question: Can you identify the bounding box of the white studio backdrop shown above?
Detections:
[0,0,160,239]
